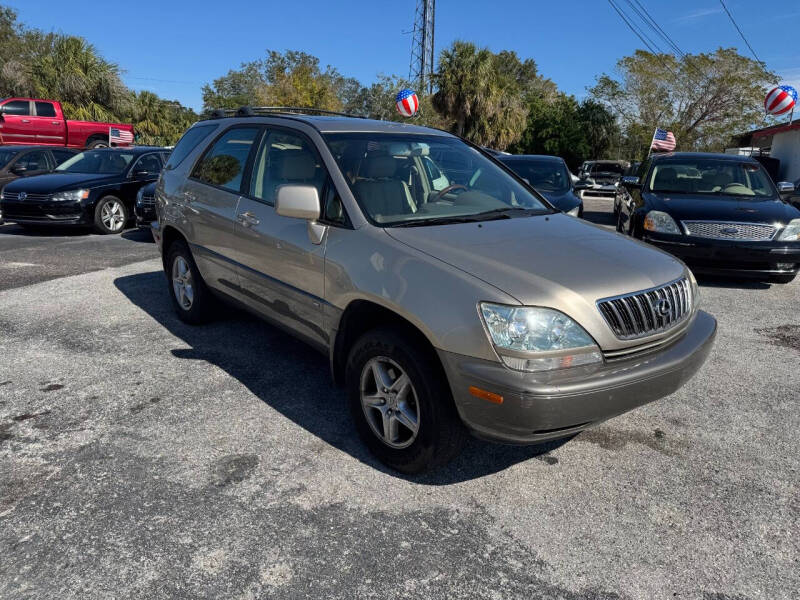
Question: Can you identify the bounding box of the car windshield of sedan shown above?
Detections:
[56,151,136,175]
[647,159,776,197]
[0,149,19,169]
[503,159,571,193]
[324,133,550,226]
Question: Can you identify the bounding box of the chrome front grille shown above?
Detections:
[140,195,155,207]
[597,277,692,340]
[0,191,52,201]
[681,220,776,241]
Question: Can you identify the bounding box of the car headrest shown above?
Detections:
[279,153,317,180]
[361,155,396,179]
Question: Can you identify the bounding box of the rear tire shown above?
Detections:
[86,138,109,149]
[346,327,467,474]
[165,239,215,324]
[93,196,128,234]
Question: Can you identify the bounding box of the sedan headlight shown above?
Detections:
[566,206,580,217]
[480,303,603,372]
[51,189,90,202]
[644,210,681,234]
[777,219,800,241]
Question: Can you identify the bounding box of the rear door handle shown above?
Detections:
[51,121,60,125]
[237,211,260,227]
[21,119,30,123]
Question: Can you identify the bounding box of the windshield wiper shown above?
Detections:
[391,207,540,227]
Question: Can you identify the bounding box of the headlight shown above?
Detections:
[480,303,603,372]
[51,189,89,202]
[777,219,800,241]
[566,206,580,217]
[644,210,681,234]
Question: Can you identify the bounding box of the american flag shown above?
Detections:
[109,127,134,146]
[651,128,676,152]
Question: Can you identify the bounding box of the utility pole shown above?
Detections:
[409,0,435,94]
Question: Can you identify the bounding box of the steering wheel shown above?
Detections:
[434,184,468,201]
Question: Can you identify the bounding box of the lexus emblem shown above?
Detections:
[18,192,26,201]
[654,298,672,316]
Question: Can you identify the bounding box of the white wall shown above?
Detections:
[770,128,800,182]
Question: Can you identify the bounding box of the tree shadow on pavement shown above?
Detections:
[114,270,567,484]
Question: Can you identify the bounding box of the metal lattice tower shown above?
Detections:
[409,0,435,94]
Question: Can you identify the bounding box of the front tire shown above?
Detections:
[93,196,128,234]
[346,328,467,474]
[165,240,215,324]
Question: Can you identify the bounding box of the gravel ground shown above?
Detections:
[0,203,798,599]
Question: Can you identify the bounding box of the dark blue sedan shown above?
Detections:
[499,154,585,217]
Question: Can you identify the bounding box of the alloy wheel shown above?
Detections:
[101,200,125,232]
[172,256,194,310]
[360,356,420,449]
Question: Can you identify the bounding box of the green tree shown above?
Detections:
[432,41,540,149]
[202,50,353,112]
[126,91,197,146]
[511,94,588,169]
[591,48,777,154]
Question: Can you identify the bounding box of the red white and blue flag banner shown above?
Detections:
[109,127,134,146]
[764,85,797,116]
[651,127,676,151]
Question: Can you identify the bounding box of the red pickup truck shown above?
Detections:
[0,97,135,149]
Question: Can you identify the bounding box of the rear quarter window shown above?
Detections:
[164,124,218,170]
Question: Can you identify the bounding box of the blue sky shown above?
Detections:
[6,1,800,111]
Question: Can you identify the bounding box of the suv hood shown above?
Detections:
[385,213,685,308]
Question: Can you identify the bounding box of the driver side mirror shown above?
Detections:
[275,184,321,220]
[777,181,795,197]
[133,169,152,179]
[621,176,641,188]
[11,165,27,175]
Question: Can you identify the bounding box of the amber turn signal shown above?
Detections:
[469,386,503,404]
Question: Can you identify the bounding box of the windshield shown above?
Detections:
[56,151,135,175]
[591,162,626,175]
[0,149,19,169]
[502,158,570,193]
[647,159,776,197]
[324,133,550,226]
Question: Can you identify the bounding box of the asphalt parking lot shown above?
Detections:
[1,199,798,599]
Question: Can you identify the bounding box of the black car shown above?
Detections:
[613,161,641,217]
[617,152,800,283]
[134,181,157,228]
[499,154,585,216]
[0,146,169,234]
[0,146,77,223]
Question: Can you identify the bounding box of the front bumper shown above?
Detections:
[438,310,716,444]
[134,201,156,227]
[0,199,90,226]
[644,233,800,277]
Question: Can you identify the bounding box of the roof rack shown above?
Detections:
[204,106,368,120]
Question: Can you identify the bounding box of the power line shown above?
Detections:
[718,0,764,66]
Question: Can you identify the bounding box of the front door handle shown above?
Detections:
[237,211,260,227]
[21,119,30,123]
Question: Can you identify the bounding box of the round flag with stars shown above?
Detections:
[395,89,419,117]
[764,85,797,116]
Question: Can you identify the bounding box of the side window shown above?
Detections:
[165,124,218,170]
[35,101,57,118]
[248,129,326,204]
[16,150,50,171]
[191,126,259,192]
[51,150,75,166]
[2,100,30,115]
[321,178,349,226]
[133,153,163,174]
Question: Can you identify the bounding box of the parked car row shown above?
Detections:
[0,146,169,233]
